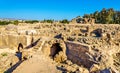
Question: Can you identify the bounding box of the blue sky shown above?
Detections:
[0,0,120,20]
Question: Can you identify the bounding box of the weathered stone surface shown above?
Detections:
[0,53,19,72]
[65,42,95,68]
[0,23,120,73]
[90,64,100,72]
[2,35,9,47]
[54,51,67,63]
[0,35,2,46]
[18,35,27,47]
[8,35,18,50]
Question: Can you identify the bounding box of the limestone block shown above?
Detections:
[2,35,8,47]
[8,35,18,50]
[18,35,27,47]
[65,42,95,68]
[0,35,2,46]
[26,36,32,46]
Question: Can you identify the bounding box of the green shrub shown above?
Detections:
[41,19,54,23]
[0,21,11,25]
[1,53,8,56]
[25,20,39,24]
[82,8,120,24]
[60,19,69,24]
[13,20,19,25]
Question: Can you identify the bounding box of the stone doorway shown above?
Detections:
[49,43,62,58]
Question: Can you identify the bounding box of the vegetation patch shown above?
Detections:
[60,19,69,24]
[1,52,8,56]
[25,20,39,24]
[0,21,11,25]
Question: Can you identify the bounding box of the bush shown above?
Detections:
[0,21,11,25]
[41,19,54,23]
[1,53,7,56]
[13,20,19,25]
[25,20,39,24]
[60,19,69,24]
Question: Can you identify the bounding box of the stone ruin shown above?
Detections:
[71,17,95,24]
[0,23,120,73]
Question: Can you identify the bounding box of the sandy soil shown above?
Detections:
[13,52,60,73]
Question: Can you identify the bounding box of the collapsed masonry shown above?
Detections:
[42,38,120,73]
[71,17,95,24]
[37,38,119,73]
[0,24,120,72]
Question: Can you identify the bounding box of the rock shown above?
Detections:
[66,66,76,72]
[0,53,19,72]
[82,69,89,73]
[65,42,95,68]
[111,67,120,73]
[71,64,79,69]
[90,64,100,72]
[54,51,67,63]
[22,50,33,60]
[65,60,73,65]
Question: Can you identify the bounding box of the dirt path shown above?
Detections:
[13,52,60,73]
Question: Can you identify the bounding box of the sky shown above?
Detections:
[0,0,120,20]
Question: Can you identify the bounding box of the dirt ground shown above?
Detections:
[13,52,61,73]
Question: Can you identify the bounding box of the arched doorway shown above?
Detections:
[49,43,62,58]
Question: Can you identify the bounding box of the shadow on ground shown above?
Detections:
[4,60,24,73]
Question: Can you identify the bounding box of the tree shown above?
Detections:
[0,21,10,25]
[99,8,107,24]
[74,8,120,24]
[41,19,54,23]
[13,20,19,25]
[93,11,100,23]
[106,8,115,24]
[83,14,90,18]
[60,19,69,24]
[114,11,120,24]
[25,20,39,24]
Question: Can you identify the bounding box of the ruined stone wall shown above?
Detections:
[0,35,32,50]
[0,24,120,50]
[0,23,120,72]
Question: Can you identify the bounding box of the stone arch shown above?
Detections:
[49,43,63,58]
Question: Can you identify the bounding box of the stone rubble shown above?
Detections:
[0,23,120,73]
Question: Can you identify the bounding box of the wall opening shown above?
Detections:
[90,28,102,37]
[18,43,23,52]
[49,43,62,58]
[16,43,23,61]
